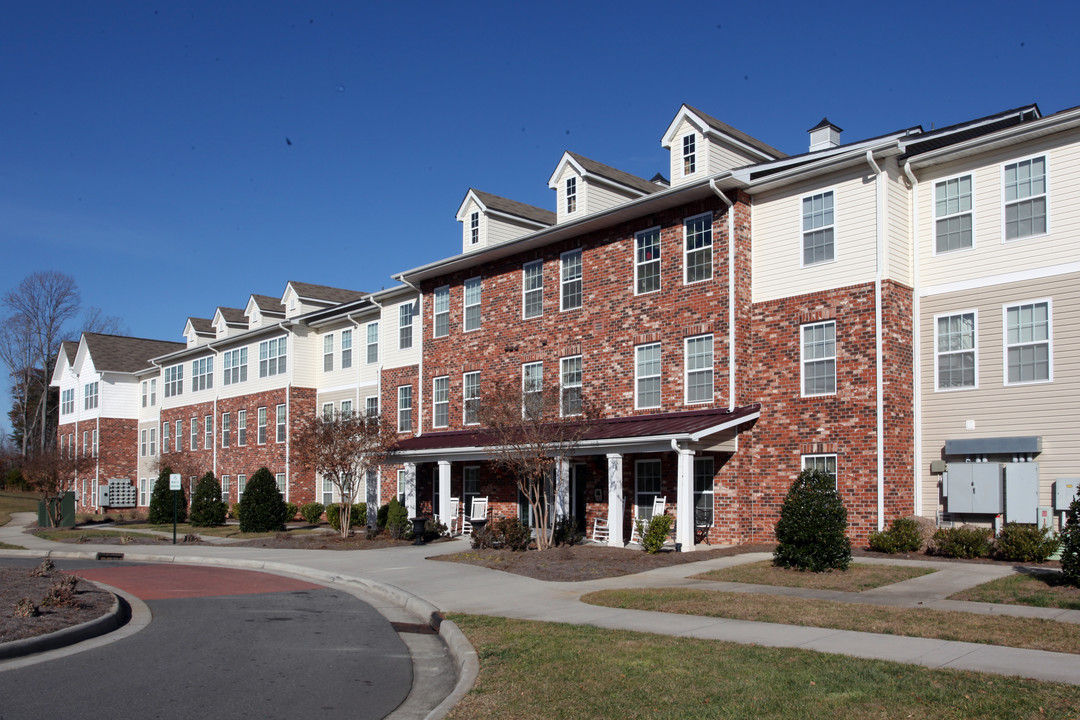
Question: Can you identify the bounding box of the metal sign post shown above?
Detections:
[170,473,182,544]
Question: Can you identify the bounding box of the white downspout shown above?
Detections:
[366,295,386,514]
[710,179,737,407]
[210,347,220,479]
[903,160,922,517]
[866,150,886,531]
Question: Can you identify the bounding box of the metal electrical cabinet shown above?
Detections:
[1003,463,1039,524]
[944,463,1003,514]
[1057,479,1080,510]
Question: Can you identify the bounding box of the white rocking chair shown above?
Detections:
[591,516,610,544]
[461,496,488,536]
[629,496,667,544]
[436,496,460,536]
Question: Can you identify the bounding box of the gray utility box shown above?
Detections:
[945,463,1003,514]
[97,478,138,508]
[1057,479,1080,510]
[1003,463,1039,524]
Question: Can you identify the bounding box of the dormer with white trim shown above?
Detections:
[282,281,366,320]
[455,189,555,254]
[183,317,214,348]
[547,152,662,223]
[212,307,248,339]
[245,294,286,329]
[661,104,786,187]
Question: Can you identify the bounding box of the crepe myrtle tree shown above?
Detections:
[476,378,592,551]
[293,406,395,538]
[22,445,91,528]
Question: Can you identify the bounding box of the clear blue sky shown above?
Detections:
[3,0,1078,437]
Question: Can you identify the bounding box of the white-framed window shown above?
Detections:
[685,334,713,404]
[560,355,582,417]
[164,365,183,397]
[365,396,379,418]
[162,422,170,452]
[434,286,450,338]
[223,348,247,385]
[221,475,230,503]
[82,430,88,457]
[61,389,74,415]
[684,212,713,283]
[150,378,156,405]
[397,469,407,504]
[398,385,412,432]
[566,176,577,214]
[237,474,247,501]
[191,357,213,391]
[523,260,543,319]
[682,134,696,176]
[204,414,212,449]
[1004,300,1052,385]
[141,381,148,408]
[275,473,286,494]
[934,174,973,253]
[221,412,231,448]
[257,407,267,444]
[139,478,149,507]
[935,311,977,390]
[341,329,352,369]
[1003,156,1047,241]
[560,249,582,311]
[366,322,379,363]
[84,381,99,410]
[694,456,714,528]
[259,337,287,378]
[276,404,286,442]
[340,399,352,417]
[321,475,333,506]
[237,410,247,446]
[635,227,661,294]
[801,321,836,396]
[140,429,147,457]
[802,190,835,266]
[433,376,449,428]
[464,277,481,331]
[323,334,335,372]
[463,371,480,425]
[399,303,414,349]
[149,428,157,456]
[322,402,335,421]
[174,420,182,452]
[802,454,837,483]
[190,416,198,450]
[522,362,543,418]
[635,459,662,519]
[635,343,661,409]
[470,211,479,245]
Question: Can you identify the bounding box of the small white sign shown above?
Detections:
[169,473,182,491]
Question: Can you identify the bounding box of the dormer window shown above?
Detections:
[682,134,696,175]
[470,212,479,245]
[566,177,577,214]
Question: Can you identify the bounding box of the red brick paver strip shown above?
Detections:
[70,564,324,600]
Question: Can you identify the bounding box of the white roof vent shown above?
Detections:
[808,118,842,152]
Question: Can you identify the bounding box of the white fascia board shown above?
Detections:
[688,411,760,442]
[483,208,551,229]
[660,106,704,148]
[151,321,295,365]
[455,189,486,222]
[546,152,583,188]
[745,140,903,193]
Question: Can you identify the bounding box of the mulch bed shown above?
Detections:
[0,565,115,644]
[432,543,776,582]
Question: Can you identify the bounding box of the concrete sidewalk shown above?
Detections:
[4,513,1079,686]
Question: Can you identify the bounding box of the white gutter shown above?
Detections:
[903,160,922,517]
[866,150,886,531]
[710,179,737,407]
[210,346,220,479]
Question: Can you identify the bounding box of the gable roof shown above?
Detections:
[664,104,787,160]
[82,333,185,374]
[285,281,367,306]
[214,307,248,327]
[456,189,556,227]
[549,152,661,196]
[60,340,78,365]
[249,294,286,316]
[186,317,214,336]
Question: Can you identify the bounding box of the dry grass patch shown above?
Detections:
[581,588,1080,655]
[950,570,1080,611]
[0,542,26,550]
[447,614,1080,719]
[693,559,934,591]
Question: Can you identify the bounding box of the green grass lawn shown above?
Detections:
[950,571,1080,611]
[693,559,935,592]
[0,490,38,527]
[447,615,1080,719]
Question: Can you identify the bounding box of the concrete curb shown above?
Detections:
[0,583,127,660]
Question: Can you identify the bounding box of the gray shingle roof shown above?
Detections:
[187,317,214,335]
[683,105,787,159]
[216,307,248,326]
[82,333,185,374]
[250,294,286,316]
[60,340,78,365]
[287,281,367,305]
[470,190,556,226]
[565,152,661,196]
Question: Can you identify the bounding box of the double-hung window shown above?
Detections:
[1004,156,1047,241]
[802,321,836,396]
[237,474,246,501]
[175,420,182,452]
[259,337,287,378]
[469,211,479,245]
[522,362,543,419]
[523,260,543,319]
[560,355,582,416]
[84,381,99,410]
[221,476,230,503]
[684,213,712,283]
[341,329,352,369]
[682,134,696,175]
[140,429,147,457]
[935,312,977,390]
[463,371,480,425]
[802,454,837,484]
[399,304,413,349]
[164,365,183,397]
[150,378,156,405]
[560,249,582,310]
[1005,300,1051,384]
[191,357,213,391]
[141,382,148,408]
[693,457,714,528]
[276,404,286,442]
[322,402,335,421]
[398,385,413,432]
[366,322,379,363]
[935,175,973,253]
[190,416,198,450]
[237,410,247,446]
[433,376,449,428]
[61,389,74,415]
[162,422,170,452]
[223,348,247,385]
[92,429,98,457]
[565,177,577,214]
[434,286,450,337]
[802,191,835,265]
[323,334,334,372]
[340,399,352,417]
[221,412,231,447]
[276,473,286,494]
[204,414,212,449]
[365,396,379,418]
[635,227,661,294]
[257,407,267,445]
[685,335,713,404]
[635,343,661,409]
[464,278,481,331]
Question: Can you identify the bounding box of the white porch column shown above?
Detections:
[554,457,570,521]
[438,460,452,523]
[675,446,695,551]
[404,462,417,517]
[606,453,624,547]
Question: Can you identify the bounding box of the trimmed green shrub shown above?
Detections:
[300,502,325,525]
[237,468,290,533]
[284,502,298,522]
[993,522,1060,562]
[148,467,187,525]
[382,499,410,539]
[326,503,367,532]
[928,525,992,558]
[189,472,227,527]
[773,468,851,572]
[493,517,531,550]
[868,516,924,554]
[635,513,674,554]
[1059,496,1080,587]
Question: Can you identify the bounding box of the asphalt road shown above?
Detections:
[0,559,413,719]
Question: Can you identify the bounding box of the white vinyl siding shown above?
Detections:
[935,311,977,390]
[801,321,836,396]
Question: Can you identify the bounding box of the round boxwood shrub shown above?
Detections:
[1060,496,1080,587]
[189,472,227,528]
[928,525,992,558]
[299,502,325,525]
[868,516,924,554]
[326,503,367,532]
[237,468,290,533]
[773,468,851,572]
[148,466,187,525]
[993,522,1060,562]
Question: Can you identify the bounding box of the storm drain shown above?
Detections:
[390,621,437,635]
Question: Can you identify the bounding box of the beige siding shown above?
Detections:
[707,137,763,174]
[919,271,1080,519]
[885,160,912,286]
[585,180,634,215]
[382,297,422,370]
[669,120,700,187]
[752,167,879,303]
[100,375,138,419]
[554,165,582,223]
[290,327,318,388]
